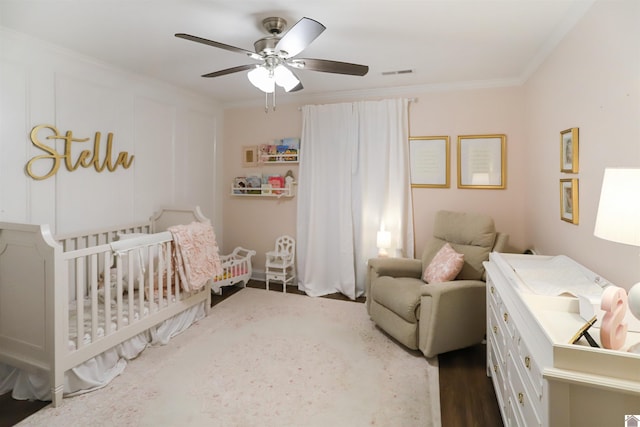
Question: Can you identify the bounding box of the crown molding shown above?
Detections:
[221,77,525,110]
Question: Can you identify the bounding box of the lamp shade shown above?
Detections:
[376,229,391,257]
[247,66,275,93]
[273,65,300,92]
[594,168,640,247]
[376,230,391,249]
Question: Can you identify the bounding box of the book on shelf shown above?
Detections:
[246,175,261,194]
[267,175,284,194]
[233,177,247,194]
[259,137,300,162]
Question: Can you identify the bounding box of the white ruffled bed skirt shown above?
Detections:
[0,302,206,401]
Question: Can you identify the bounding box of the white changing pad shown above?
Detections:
[509,255,605,303]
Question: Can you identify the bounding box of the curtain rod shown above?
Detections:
[298,97,418,111]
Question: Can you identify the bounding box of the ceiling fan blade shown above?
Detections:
[201,64,255,78]
[175,33,262,60]
[290,58,369,76]
[288,81,304,92]
[285,69,303,92]
[275,17,325,58]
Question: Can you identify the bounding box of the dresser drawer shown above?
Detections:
[488,279,502,309]
[507,351,542,427]
[489,304,507,363]
[489,343,507,408]
[515,331,543,399]
[500,305,515,341]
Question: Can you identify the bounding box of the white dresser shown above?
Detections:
[484,252,640,427]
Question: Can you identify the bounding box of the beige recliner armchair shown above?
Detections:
[366,210,508,358]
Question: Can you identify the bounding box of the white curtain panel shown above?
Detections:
[297,99,413,299]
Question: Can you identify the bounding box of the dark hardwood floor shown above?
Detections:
[439,343,503,427]
[1,280,501,427]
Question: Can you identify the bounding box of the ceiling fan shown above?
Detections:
[175,16,369,96]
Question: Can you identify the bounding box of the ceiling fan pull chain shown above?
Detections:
[273,90,276,112]
[264,91,269,113]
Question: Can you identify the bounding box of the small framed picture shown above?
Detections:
[242,145,258,167]
[560,128,579,173]
[409,136,450,188]
[560,178,579,224]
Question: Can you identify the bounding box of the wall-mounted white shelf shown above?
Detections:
[231,184,296,198]
[259,155,298,164]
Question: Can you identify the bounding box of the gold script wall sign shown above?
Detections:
[26,124,135,180]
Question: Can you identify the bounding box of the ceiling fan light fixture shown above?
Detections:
[273,65,300,92]
[247,66,275,93]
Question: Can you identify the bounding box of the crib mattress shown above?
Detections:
[68,294,164,351]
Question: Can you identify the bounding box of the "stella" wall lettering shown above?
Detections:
[26,124,135,180]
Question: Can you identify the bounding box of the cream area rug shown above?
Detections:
[20,287,441,427]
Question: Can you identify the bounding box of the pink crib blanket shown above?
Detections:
[168,221,222,291]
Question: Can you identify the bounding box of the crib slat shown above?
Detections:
[175,268,181,301]
[141,245,149,316]
[116,259,124,331]
[90,254,98,342]
[104,252,112,336]
[128,286,134,326]
[156,244,163,309]
[75,257,84,350]
[164,242,171,304]
[127,250,135,327]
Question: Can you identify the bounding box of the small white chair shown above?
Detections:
[265,235,296,293]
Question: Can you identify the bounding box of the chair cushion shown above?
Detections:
[423,243,464,283]
[371,276,423,323]
[422,211,496,281]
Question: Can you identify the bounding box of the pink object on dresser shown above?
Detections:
[600,285,628,350]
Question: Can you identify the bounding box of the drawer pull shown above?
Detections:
[518,392,524,405]
[503,312,508,322]
[493,326,498,334]
[493,364,498,373]
[491,286,495,294]
[524,356,531,369]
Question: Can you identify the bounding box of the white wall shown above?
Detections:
[0,28,224,235]
[524,0,640,289]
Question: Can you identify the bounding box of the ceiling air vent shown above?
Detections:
[382,69,414,76]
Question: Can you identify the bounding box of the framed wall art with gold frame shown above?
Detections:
[409,136,450,188]
[457,134,506,189]
[560,127,579,173]
[560,178,579,224]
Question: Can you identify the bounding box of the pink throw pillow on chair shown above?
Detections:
[423,243,464,284]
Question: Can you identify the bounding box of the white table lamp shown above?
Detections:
[377,223,391,257]
[594,168,640,320]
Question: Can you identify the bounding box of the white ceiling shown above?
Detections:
[0,0,595,107]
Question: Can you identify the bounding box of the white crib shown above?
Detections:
[212,247,256,294]
[0,206,214,407]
